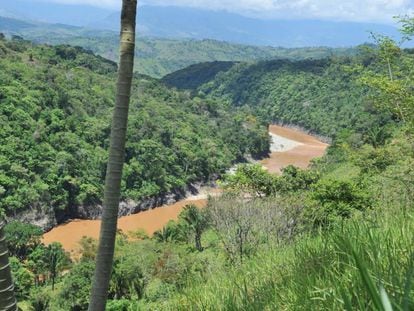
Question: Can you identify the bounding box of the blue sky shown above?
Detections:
[37,0,414,23]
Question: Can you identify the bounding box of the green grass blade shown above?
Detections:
[351,246,384,310]
[380,286,393,311]
[402,252,414,311]
[340,286,354,311]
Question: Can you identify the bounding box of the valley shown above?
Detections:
[0,6,413,308]
[42,125,328,255]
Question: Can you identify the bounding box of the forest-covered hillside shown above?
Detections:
[0,36,269,228]
[1,16,414,310]
[0,16,360,77]
[163,54,399,139]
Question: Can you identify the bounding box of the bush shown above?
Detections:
[10,257,34,299]
[4,221,42,260]
[305,179,371,228]
[59,261,94,310]
[29,287,52,311]
[208,194,304,263]
[221,164,277,196]
[106,299,140,311]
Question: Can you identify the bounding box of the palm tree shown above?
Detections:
[88,1,137,310]
[181,204,209,251]
[153,221,183,243]
[0,222,17,311]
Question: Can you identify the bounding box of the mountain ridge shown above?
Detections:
[93,6,403,47]
[0,2,405,48]
[0,15,362,78]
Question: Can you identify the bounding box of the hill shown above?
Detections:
[7,34,414,310]
[2,16,414,311]
[0,36,269,229]
[0,16,34,32]
[162,56,395,139]
[0,16,360,77]
[94,5,403,47]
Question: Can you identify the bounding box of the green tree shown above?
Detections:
[307,179,371,228]
[153,221,184,244]
[4,221,42,260]
[89,1,138,310]
[359,19,414,126]
[276,165,320,192]
[60,261,95,311]
[180,204,209,251]
[27,243,70,290]
[29,287,52,311]
[110,255,146,300]
[9,257,33,299]
[221,164,277,197]
[47,243,71,290]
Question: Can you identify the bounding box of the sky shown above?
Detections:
[41,0,414,24]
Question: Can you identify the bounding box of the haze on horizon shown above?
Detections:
[26,0,414,24]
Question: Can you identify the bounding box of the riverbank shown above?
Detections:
[42,125,328,255]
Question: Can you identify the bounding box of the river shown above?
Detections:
[42,125,328,256]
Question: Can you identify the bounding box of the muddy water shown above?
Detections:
[42,198,207,257]
[261,125,328,173]
[42,125,328,254]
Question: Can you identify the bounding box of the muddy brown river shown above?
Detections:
[42,125,328,255]
[261,125,328,173]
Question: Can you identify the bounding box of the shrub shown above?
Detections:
[305,179,371,228]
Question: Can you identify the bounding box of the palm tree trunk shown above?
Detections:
[88,1,137,310]
[0,222,17,311]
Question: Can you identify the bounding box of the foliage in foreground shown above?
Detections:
[8,15,414,311]
[16,123,413,310]
[168,205,414,310]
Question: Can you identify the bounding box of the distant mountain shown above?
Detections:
[0,16,361,78]
[0,16,35,32]
[0,0,115,26]
[93,6,403,48]
[0,2,405,48]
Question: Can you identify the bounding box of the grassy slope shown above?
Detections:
[163,127,414,310]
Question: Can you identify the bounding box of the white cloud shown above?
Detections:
[43,0,414,23]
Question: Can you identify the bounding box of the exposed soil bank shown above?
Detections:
[43,125,328,254]
[13,184,201,232]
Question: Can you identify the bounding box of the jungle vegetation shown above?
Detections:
[0,36,269,221]
[1,16,414,311]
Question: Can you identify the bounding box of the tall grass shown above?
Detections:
[166,206,414,310]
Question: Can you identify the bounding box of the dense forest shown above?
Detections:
[163,52,400,140]
[1,14,414,311]
[0,15,360,77]
[0,36,269,229]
